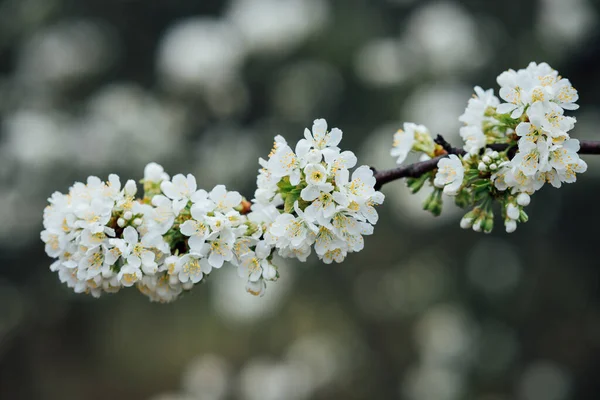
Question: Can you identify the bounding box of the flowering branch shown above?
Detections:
[40,61,600,302]
[374,137,600,190]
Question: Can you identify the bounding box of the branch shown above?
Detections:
[373,138,600,191]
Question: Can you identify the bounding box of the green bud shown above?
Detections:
[423,189,443,216]
[519,210,529,223]
[483,213,494,233]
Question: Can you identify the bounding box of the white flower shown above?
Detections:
[74,197,113,234]
[117,263,143,287]
[296,118,342,161]
[176,253,210,284]
[144,162,170,183]
[201,230,236,269]
[77,245,115,281]
[513,139,549,177]
[325,150,357,175]
[459,86,500,127]
[237,241,273,282]
[504,166,538,194]
[303,190,336,225]
[556,157,587,185]
[391,122,428,164]
[268,202,317,251]
[459,125,486,155]
[548,139,580,171]
[496,62,579,118]
[551,78,579,110]
[334,165,377,205]
[137,274,183,303]
[205,212,234,233]
[433,154,464,195]
[103,174,123,200]
[527,101,575,139]
[110,226,158,275]
[180,218,210,251]
[148,194,177,234]
[324,247,349,263]
[313,226,344,257]
[267,141,302,185]
[209,185,242,212]
[160,173,198,214]
[300,164,334,201]
[41,229,68,258]
[496,68,539,118]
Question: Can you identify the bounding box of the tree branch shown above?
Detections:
[373,139,600,191]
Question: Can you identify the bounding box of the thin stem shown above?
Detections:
[373,138,600,190]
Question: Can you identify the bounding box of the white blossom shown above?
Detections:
[160,173,198,214]
[391,122,423,164]
[434,155,464,195]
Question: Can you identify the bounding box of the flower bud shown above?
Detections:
[144,162,169,183]
[460,216,473,229]
[482,155,491,164]
[516,193,530,206]
[519,210,529,223]
[478,162,487,172]
[490,151,499,159]
[505,219,517,233]
[483,214,494,233]
[263,263,278,281]
[506,204,520,220]
[123,211,133,220]
[124,180,137,196]
[407,175,427,194]
[117,218,126,227]
[133,218,143,226]
[423,190,443,216]
[489,163,498,171]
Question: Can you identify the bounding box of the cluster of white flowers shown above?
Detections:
[251,118,384,265]
[493,63,586,193]
[41,174,147,298]
[458,86,501,155]
[40,161,272,301]
[391,62,587,233]
[42,118,384,301]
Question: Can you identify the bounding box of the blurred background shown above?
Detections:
[1,0,600,399]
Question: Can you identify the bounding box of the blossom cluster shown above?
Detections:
[40,164,262,302]
[391,62,586,233]
[251,118,384,264]
[42,119,384,301]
